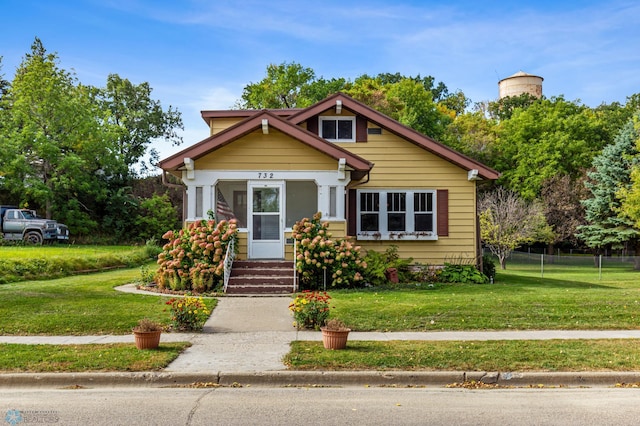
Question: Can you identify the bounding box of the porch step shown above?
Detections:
[226,260,296,295]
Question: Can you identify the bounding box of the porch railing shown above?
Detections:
[222,237,236,293]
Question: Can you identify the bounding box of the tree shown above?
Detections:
[576,116,640,255]
[479,187,553,269]
[0,56,9,99]
[346,76,451,140]
[134,193,180,242]
[2,38,111,230]
[99,73,183,178]
[495,96,609,200]
[540,173,588,253]
[239,62,318,109]
[488,93,539,121]
[441,111,499,166]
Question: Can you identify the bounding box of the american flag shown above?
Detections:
[216,189,235,221]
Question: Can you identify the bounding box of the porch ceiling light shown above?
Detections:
[262,119,269,134]
[336,100,342,114]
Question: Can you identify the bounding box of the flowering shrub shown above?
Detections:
[288,290,332,330]
[292,213,366,289]
[155,219,237,292]
[166,296,211,331]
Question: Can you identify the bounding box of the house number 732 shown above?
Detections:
[258,172,274,179]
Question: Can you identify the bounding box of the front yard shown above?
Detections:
[1,250,639,373]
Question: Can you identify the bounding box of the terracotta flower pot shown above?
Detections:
[133,330,161,350]
[321,328,350,350]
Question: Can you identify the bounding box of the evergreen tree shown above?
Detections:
[576,117,640,254]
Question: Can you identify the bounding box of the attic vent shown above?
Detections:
[367,128,382,135]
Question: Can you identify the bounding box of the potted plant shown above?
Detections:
[320,318,351,350]
[132,318,163,350]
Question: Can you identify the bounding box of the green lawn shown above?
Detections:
[0,245,153,283]
[328,263,640,331]
[2,257,640,373]
[286,260,640,372]
[0,263,216,335]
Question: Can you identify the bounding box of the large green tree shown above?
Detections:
[576,116,640,255]
[494,96,609,200]
[0,39,184,240]
[1,38,112,232]
[619,116,640,229]
[238,63,456,140]
[239,62,322,109]
[441,111,499,165]
[345,75,452,140]
[99,73,183,178]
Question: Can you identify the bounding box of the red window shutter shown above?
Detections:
[306,116,318,135]
[356,115,367,142]
[437,190,449,237]
[347,189,357,236]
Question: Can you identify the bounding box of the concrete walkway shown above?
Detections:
[3,292,640,387]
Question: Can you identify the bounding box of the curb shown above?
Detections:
[2,371,640,388]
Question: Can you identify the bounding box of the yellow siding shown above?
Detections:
[210,118,244,135]
[197,129,337,171]
[338,129,479,265]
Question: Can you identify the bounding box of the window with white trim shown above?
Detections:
[357,190,436,240]
[319,116,355,142]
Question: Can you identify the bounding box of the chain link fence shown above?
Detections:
[491,249,640,280]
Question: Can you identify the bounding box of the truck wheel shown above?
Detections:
[24,231,43,245]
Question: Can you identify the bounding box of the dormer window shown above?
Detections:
[319,116,355,142]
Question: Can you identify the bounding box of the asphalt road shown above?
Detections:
[2,386,640,425]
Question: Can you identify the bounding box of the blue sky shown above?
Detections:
[2,0,639,161]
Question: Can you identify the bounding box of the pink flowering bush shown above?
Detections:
[155,219,238,292]
[292,213,366,289]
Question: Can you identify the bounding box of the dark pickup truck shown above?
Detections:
[0,205,69,244]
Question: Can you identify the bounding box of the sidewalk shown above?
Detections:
[2,293,640,388]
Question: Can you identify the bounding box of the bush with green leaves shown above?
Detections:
[362,245,413,286]
[155,219,238,292]
[135,193,181,242]
[292,213,366,289]
[438,263,488,284]
[482,254,497,281]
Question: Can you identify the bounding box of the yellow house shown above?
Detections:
[159,93,499,270]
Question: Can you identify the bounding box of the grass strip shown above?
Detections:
[0,265,217,335]
[0,342,190,372]
[329,267,640,331]
[285,339,640,372]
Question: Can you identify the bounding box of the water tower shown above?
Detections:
[498,71,543,99]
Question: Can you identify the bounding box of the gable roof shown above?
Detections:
[288,93,500,180]
[158,109,374,180]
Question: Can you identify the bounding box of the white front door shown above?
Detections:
[249,182,283,259]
